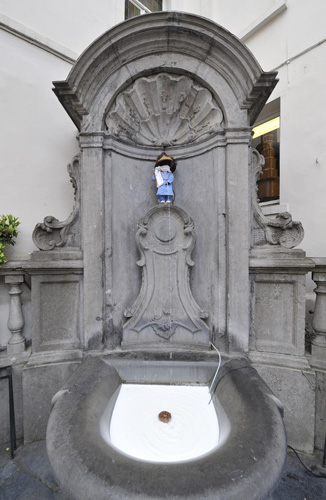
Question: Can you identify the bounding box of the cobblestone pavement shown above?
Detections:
[1,441,326,500]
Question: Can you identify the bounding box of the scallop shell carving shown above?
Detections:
[105,73,224,147]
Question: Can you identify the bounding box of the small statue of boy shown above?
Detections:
[152,152,177,204]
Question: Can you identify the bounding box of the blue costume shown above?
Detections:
[152,152,176,204]
[152,168,174,203]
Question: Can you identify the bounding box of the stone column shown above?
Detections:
[312,261,326,359]
[5,275,25,354]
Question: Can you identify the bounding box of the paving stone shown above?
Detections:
[0,469,67,500]
[0,462,18,487]
[273,449,326,500]
[14,441,58,488]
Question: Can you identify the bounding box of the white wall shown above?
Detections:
[237,0,326,258]
[277,43,326,258]
[212,0,278,38]
[0,0,124,55]
[166,0,213,18]
[0,0,124,258]
[0,29,78,256]
[1,0,326,262]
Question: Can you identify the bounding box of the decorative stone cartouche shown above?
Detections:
[122,205,209,349]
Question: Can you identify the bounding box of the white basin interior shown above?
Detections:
[100,384,220,463]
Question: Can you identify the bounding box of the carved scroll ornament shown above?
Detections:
[105,73,224,147]
[32,156,80,251]
[251,149,304,249]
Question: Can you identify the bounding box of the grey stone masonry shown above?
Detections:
[122,205,209,349]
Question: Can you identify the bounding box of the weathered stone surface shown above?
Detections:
[31,273,82,352]
[252,356,315,454]
[103,148,228,351]
[250,247,314,356]
[32,156,81,251]
[122,205,209,349]
[314,368,326,450]
[251,149,304,249]
[106,73,224,147]
[311,259,326,360]
[23,359,80,443]
[53,12,277,131]
[47,356,286,500]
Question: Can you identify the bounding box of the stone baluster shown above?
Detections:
[311,262,326,360]
[5,275,25,354]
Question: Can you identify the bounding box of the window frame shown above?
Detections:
[125,0,164,18]
[252,98,281,205]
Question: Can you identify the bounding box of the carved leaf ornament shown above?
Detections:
[105,73,224,147]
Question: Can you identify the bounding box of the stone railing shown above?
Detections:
[0,251,84,361]
[310,258,326,363]
[4,274,26,354]
[1,256,326,360]
[0,258,30,358]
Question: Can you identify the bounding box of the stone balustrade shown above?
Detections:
[0,256,30,357]
[311,258,326,361]
[5,274,25,354]
[0,252,83,359]
[0,255,325,360]
[309,258,326,451]
[0,261,28,357]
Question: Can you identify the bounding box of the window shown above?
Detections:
[252,99,280,203]
[125,0,163,19]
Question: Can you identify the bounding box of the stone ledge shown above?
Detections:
[0,252,83,276]
[249,351,312,370]
[25,349,83,367]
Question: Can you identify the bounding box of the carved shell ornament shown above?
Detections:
[105,73,224,147]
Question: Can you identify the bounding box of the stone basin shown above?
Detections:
[46,352,286,500]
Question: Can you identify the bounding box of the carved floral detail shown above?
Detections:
[105,73,224,147]
[251,149,304,249]
[32,156,80,251]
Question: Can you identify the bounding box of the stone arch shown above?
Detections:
[53,12,277,136]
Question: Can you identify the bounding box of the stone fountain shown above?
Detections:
[21,10,317,499]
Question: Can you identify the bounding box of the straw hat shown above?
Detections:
[155,152,177,172]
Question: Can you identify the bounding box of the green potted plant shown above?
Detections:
[0,215,20,266]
